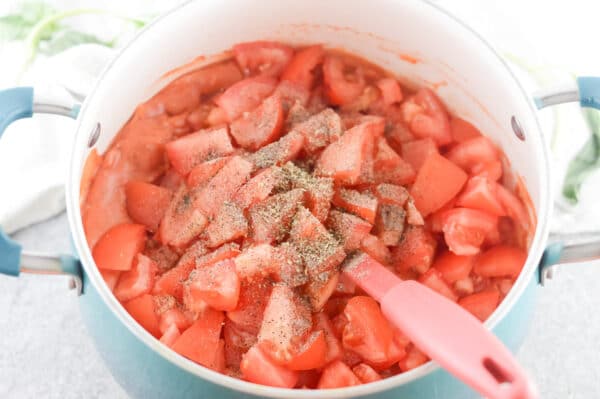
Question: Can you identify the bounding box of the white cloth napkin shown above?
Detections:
[1,0,600,236]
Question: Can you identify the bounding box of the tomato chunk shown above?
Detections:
[458,290,500,321]
[223,319,257,368]
[123,294,161,337]
[403,88,452,145]
[322,55,365,106]
[376,78,403,105]
[159,324,181,347]
[248,188,305,244]
[360,234,392,265]
[456,176,506,216]
[233,41,293,77]
[305,271,339,311]
[410,152,468,216]
[114,254,158,302]
[326,210,373,252]
[418,268,458,302]
[281,45,325,90]
[401,138,439,172]
[373,137,415,186]
[353,363,382,383]
[392,226,436,274]
[172,308,225,370]
[241,345,299,388]
[100,269,121,291]
[398,346,428,372]
[292,108,343,153]
[374,203,406,246]
[159,186,208,247]
[232,167,282,209]
[280,162,334,222]
[230,95,284,150]
[442,208,498,255]
[446,136,498,170]
[317,360,361,389]
[227,280,272,334]
[93,223,147,271]
[471,160,503,182]
[450,117,481,143]
[184,259,240,311]
[205,202,248,248]
[125,182,172,231]
[332,188,378,224]
[372,183,409,207]
[159,307,191,335]
[186,157,231,188]
[433,251,475,284]
[473,245,527,278]
[215,76,278,121]
[248,131,305,170]
[165,126,234,175]
[286,330,328,371]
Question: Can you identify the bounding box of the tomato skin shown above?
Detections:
[317,360,362,389]
[473,245,527,278]
[458,290,500,321]
[442,208,498,256]
[456,176,506,217]
[125,181,172,231]
[410,152,468,217]
[450,117,481,142]
[446,136,498,170]
[433,251,475,284]
[92,223,147,271]
[123,294,161,338]
[241,345,299,388]
[214,76,278,121]
[230,95,284,150]
[281,45,325,90]
[322,55,365,106]
[233,41,294,77]
[286,330,328,371]
[184,259,241,312]
[114,254,158,302]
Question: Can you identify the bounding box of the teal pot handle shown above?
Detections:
[535,77,600,284]
[0,87,83,294]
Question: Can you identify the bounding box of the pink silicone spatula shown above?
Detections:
[343,252,537,399]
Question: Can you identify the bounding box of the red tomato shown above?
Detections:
[100,269,121,291]
[342,296,394,367]
[473,245,527,278]
[401,138,439,172]
[158,307,191,335]
[158,186,208,248]
[418,268,458,302]
[232,167,282,209]
[326,210,373,252]
[205,202,248,248]
[158,168,184,192]
[184,259,240,312]
[165,126,234,175]
[403,89,452,145]
[446,136,498,170]
[392,226,436,274]
[80,148,102,205]
[372,183,409,207]
[92,223,147,271]
[332,188,379,224]
[353,363,382,383]
[313,312,344,364]
[223,320,257,368]
[456,176,506,217]
[114,254,158,302]
[433,251,475,284]
[305,271,340,311]
[281,45,325,90]
[230,95,284,150]
[274,80,311,110]
[373,137,416,186]
[159,324,180,347]
[360,234,392,265]
[248,130,305,170]
[286,330,328,371]
[322,55,366,106]
[186,157,231,188]
[125,182,172,231]
[233,41,294,77]
[241,345,299,388]
[410,152,468,216]
[172,308,225,370]
[471,160,503,182]
[458,290,500,321]
[496,184,529,228]
[123,294,161,338]
[442,208,498,256]
[450,117,481,143]
[317,360,362,389]
[292,108,344,154]
[398,346,428,372]
[214,76,278,121]
[376,78,403,105]
[227,280,272,334]
[248,189,305,244]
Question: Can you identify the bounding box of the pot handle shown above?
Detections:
[534,76,600,284]
[0,86,83,294]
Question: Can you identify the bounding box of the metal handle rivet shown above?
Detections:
[511,116,525,141]
[88,122,101,148]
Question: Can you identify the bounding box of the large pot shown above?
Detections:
[1,1,599,398]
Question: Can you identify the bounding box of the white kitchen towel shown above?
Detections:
[1,0,599,235]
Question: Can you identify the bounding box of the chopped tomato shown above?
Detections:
[273,243,308,287]
[186,157,231,188]
[353,363,382,383]
[454,277,475,296]
[305,271,339,311]
[280,163,334,222]
[80,149,102,205]
[172,308,225,370]
[281,45,325,90]
[326,210,373,252]
[165,126,234,175]
[125,181,172,231]
[241,345,299,388]
[317,360,361,389]
[332,188,378,224]
[248,131,305,170]
[450,117,481,142]
[292,108,343,153]
[372,183,409,207]
[374,203,406,246]
[402,89,452,145]
[123,294,161,337]
[248,188,305,244]
[233,41,294,77]
[398,346,428,372]
[392,226,436,274]
[159,168,185,192]
[158,307,191,335]
[224,319,257,368]
[373,137,415,186]
[418,268,458,302]
[433,251,475,284]
[314,312,343,363]
[410,152,468,216]
[227,280,272,334]
[230,95,284,150]
[232,167,282,209]
[205,202,248,248]
[93,223,147,271]
[114,254,158,302]
[473,245,527,278]
[286,330,328,370]
[442,208,498,255]
[159,324,181,347]
[258,284,312,363]
[233,244,278,280]
[376,78,403,105]
[496,184,529,228]
[274,80,311,110]
[471,160,503,182]
[184,259,240,312]
[446,136,498,170]
[342,296,394,367]
[401,138,439,172]
[316,118,384,185]
[100,269,121,291]
[163,60,243,100]
[322,55,365,106]
[456,176,506,216]
[158,186,208,247]
[214,76,278,121]
[458,290,500,321]
[360,234,392,265]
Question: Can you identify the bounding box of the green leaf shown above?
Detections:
[38,29,113,55]
[0,1,56,41]
[562,108,600,203]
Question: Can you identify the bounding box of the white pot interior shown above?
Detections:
[66,0,552,397]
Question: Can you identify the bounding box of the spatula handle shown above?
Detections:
[381,281,536,399]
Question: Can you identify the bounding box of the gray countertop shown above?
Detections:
[1,213,599,398]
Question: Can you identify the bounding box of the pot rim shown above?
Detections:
[65,0,552,397]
